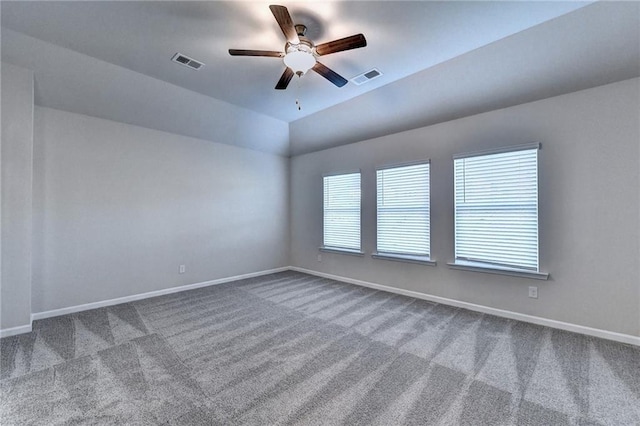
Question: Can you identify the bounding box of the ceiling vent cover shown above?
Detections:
[351,68,382,85]
[171,53,205,70]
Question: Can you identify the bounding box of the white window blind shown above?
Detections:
[377,163,430,257]
[454,146,539,271]
[323,172,361,251]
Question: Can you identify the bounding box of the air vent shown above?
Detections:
[171,53,205,70]
[351,68,382,85]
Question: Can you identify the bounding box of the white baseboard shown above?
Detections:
[5,265,638,347]
[289,266,640,347]
[28,267,289,322]
[0,323,33,338]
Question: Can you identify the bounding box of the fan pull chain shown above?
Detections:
[295,73,302,111]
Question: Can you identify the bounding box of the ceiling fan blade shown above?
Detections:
[229,49,285,58]
[269,5,300,44]
[275,67,295,90]
[315,34,367,56]
[312,62,348,88]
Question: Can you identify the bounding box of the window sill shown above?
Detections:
[447,261,549,280]
[372,253,436,266]
[319,247,365,256]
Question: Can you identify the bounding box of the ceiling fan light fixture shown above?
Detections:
[283,46,316,75]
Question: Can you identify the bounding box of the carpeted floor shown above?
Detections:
[1,271,638,425]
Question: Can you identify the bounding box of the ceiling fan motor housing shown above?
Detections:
[286,25,315,54]
[285,39,315,55]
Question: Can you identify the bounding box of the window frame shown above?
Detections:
[321,170,364,255]
[447,143,548,280]
[373,160,435,266]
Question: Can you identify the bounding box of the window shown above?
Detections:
[375,162,431,261]
[323,172,361,252]
[452,144,541,273]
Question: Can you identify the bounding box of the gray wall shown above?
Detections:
[1,63,33,330]
[290,78,640,337]
[32,107,289,313]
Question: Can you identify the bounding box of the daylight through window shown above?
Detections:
[376,163,430,258]
[453,145,539,271]
[323,172,361,252]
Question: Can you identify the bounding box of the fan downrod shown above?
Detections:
[294,24,307,37]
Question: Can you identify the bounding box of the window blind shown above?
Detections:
[454,147,539,271]
[377,163,430,257]
[323,172,361,251]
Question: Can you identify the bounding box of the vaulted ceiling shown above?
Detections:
[2,1,639,155]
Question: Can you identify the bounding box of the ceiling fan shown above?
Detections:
[229,4,367,90]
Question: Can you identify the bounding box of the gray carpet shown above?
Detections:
[1,271,638,425]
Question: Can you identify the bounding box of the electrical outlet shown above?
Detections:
[528,286,538,299]
[179,264,186,274]
[317,254,322,262]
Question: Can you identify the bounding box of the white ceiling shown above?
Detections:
[2,1,591,123]
[1,1,638,156]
